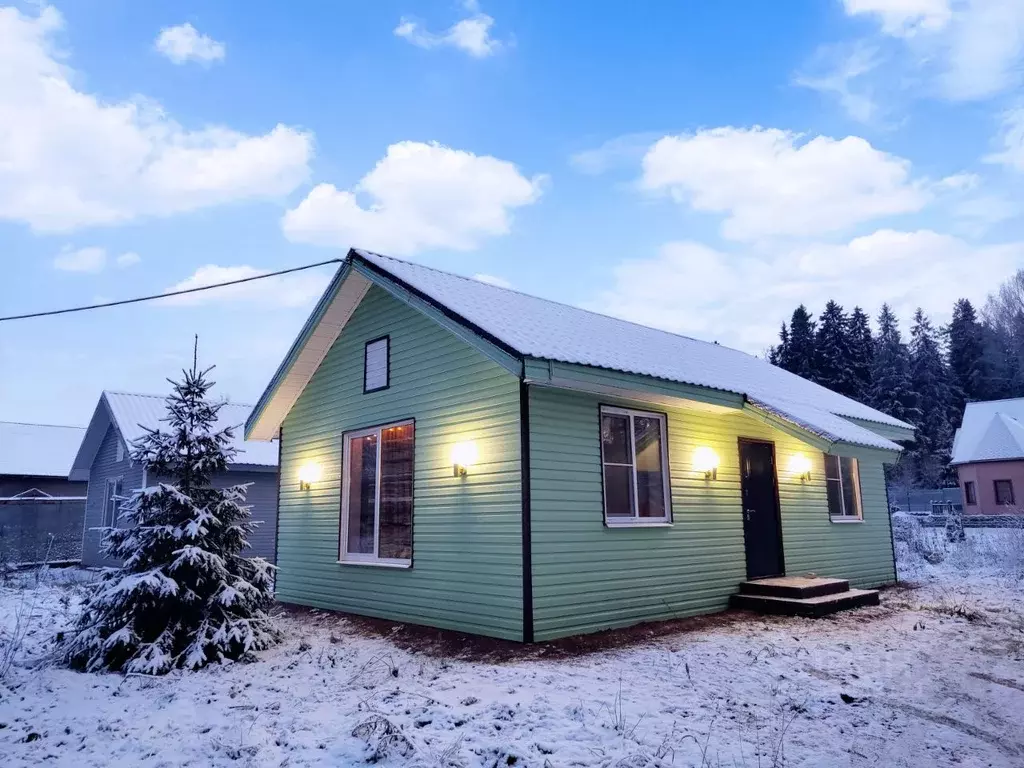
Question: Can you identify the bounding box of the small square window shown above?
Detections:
[994,479,1015,506]
[364,336,390,393]
[964,481,977,505]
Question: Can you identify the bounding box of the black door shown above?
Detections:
[738,440,785,579]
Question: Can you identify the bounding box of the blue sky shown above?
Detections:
[3,0,1024,427]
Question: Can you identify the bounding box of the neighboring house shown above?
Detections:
[246,249,915,643]
[70,391,280,567]
[0,421,87,565]
[951,398,1024,515]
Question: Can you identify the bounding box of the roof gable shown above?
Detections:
[951,398,1024,464]
[247,249,912,452]
[71,391,278,480]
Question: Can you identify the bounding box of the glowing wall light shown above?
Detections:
[298,462,322,491]
[693,446,719,480]
[451,441,478,478]
[789,453,812,482]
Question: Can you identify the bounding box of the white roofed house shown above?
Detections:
[0,421,87,565]
[244,249,916,643]
[70,392,279,567]
[951,398,1024,516]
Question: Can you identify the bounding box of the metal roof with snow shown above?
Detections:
[951,398,1024,465]
[0,422,86,478]
[70,391,278,481]
[247,249,913,452]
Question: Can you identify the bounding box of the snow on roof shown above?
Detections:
[0,422,86,478]
[104,392,278,466]
[71,392,278,480]
[354,250,908,449]
[951,398,1024,464]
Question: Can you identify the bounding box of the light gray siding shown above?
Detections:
[82,426,279,566]
[81,425,143,567]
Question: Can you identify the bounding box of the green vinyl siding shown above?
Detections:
[278,284,524,640]
[528,386,897,641]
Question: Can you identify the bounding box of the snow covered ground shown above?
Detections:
[1,526,1022,767]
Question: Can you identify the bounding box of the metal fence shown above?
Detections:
[888,487,963,515]
[0,497,85,566]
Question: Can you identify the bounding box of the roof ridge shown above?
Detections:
[355,249,751,359]
[0,421,85,429]
[967,396,1024,407]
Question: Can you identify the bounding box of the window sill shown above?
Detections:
[605,520,673,528]
[337,558,412,569]
[829,516,863,524]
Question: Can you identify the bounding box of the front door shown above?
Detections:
[738,439,785,579]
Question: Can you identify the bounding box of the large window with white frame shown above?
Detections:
[824,454,862,521]
[599,406,671,525]
[340,420,414,566]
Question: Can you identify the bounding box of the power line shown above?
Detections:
[0,258,343,322]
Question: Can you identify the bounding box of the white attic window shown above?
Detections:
[364,336,390,393]
[116,440,124,462]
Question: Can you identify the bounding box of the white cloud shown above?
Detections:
[794,43,881,123]
[0,7,312,233]
[282,141,544,255]
[843,0,952,36]
[591,230,1023,352]
[472,273,512,288]
[116,251,141,268]
[640,127,927,240]
[569,132,666,175]
[161,265,331,307]
[843,0,1024,101]
[985,107,1024,171]
[155,22,225,65]
[395,1,502,57]
[53,245,106,272]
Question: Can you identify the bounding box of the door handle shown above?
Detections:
[744,508,755,522]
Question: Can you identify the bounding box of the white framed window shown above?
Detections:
[103,477,123,527]
[115,440,124,462]
[340,420,414,566]
[825,454,862,521]
[599,406,671,526]
[364,336,390,393]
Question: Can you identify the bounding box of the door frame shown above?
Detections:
[737,437,786,580]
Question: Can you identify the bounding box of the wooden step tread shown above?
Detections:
[739,576,850,599]
[730,588,879,618]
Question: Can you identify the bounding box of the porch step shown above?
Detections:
[739,576,850,600]
[730,588,880,618]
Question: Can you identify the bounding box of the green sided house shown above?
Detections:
[246,249,915,642]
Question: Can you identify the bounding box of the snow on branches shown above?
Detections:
[63,360,278,674]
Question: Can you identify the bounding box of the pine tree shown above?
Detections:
[870,304,915,424]
[777,305,816,379]
[908,308,954,487]
[847,306,874,402]
[947,298,988,416]
[768,323,788,366]
[815,300,856,396]
[64,358,278,674]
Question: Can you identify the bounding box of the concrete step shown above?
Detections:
[739,576,850,600]
[729,588,880,618]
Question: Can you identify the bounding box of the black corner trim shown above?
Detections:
[273,427,282,567]
[520,380,534,643]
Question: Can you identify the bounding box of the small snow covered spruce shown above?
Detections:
[64,362,279,674]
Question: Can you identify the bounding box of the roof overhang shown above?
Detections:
[247,263,370,441]
[744,399,902,457]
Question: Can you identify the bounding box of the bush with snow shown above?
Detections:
[62,362,278,674]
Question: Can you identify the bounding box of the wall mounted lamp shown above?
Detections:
[693,446,719,481]
[298,462,321,491]
[451,441,478,478]
[789,454,812,482]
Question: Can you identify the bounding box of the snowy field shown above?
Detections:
[1,524,1022,767]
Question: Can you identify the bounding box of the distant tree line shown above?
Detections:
[768,269,1024,489]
